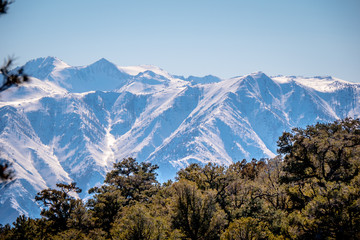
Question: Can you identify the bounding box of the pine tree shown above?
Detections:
[35,182,82,234]
[277,118,360,239]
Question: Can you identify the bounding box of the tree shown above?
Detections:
[104,157,159,204]
[277,118,360,239]
[0,57,29,91]
[221,217,272,240]
[111,204,158,240]
[35,182,82,233]
[87,157,159,233]
[0,161,14,181]
[171,180,227,240]
[278,118,360,184]
[5,215,42,240]
[0,0,12,15]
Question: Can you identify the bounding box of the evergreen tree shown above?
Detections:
[171,180,227,240]
[35,182,82,234]
[277,118,360,239]
[0,0,12,15]
[87,157,159,233]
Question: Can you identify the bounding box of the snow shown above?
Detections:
[272,75,360,93]
[118,65,172,79]
[0,78,67,106]
[1,57,359,225]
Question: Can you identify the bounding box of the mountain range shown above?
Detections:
[0,56,359,224]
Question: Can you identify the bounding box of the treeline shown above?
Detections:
[1,118,360,240]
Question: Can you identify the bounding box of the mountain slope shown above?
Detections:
[0,57,359,224]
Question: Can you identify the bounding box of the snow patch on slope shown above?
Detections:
[272,75,359,93]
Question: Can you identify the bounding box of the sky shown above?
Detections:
[1,0,360,82]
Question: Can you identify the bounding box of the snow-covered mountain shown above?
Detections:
[1,57,359,224]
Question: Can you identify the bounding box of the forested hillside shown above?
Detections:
[1,118,359,240]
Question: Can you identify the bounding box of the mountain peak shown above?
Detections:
[185,75,222,85]
[23,57,69,80]
[94,57,112,64]
[26,56,69,68]
[89,58,116,68]
[249,71,269,79]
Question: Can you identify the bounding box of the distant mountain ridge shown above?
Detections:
[0,57,359,224]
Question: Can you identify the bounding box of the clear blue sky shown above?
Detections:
[1,0,360,82]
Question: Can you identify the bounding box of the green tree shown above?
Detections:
[177,163,231,222]
[221,217,273,240]
[51,229,87,240]
[87,157,159,233]
[171,180,227,240]
[177,163,227,192]
[223,159,268,222]
[97,157,159,204]
[278,118,360,185]
[111,204,159,240]
[0,215,43,240]
[277,118,360,239]
[35,182,82,234]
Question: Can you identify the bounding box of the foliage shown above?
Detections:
[0,160,14,181]
[35,182,82,233]
[171,180,227,240]
[221,217,272,240]
[1,119,360,239]
[87,157,159,234]
[0,0,12,15]
[0,57,29,91]
[277,118,360,239]
[111,204,165,240]
[278,118,360,184]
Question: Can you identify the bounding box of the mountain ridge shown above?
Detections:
[0,57,359,224]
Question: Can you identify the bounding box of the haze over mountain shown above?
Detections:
[0,57,359,224]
